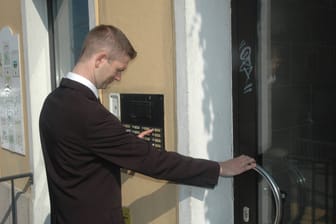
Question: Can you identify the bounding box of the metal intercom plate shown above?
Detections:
[118,94,165,150]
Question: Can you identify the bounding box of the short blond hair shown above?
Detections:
[78,24,137,61]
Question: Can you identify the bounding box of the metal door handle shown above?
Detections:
[253,164,282,224]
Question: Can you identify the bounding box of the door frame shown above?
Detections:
[231,0,260,223]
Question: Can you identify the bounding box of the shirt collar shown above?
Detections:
[65,72,99,99]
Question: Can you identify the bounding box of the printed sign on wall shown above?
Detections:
[0,26,25,155]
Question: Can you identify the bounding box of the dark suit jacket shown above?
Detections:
[39,78,220,224]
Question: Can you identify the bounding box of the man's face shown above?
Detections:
[95,54,130,89]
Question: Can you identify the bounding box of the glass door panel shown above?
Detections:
[258,0,336,223]
[47,0,89,89]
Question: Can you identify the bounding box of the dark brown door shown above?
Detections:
[232,0,336,223]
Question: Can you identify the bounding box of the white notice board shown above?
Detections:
[0,26,25,155]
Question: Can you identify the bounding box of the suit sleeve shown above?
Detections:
[85,105,220,188]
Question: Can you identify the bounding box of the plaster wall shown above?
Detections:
[21,0,51,223]
[174,0,234,223]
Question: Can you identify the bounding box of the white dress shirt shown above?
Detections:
[65,72,99,99]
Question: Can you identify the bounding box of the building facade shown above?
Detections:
[1,0,335,223]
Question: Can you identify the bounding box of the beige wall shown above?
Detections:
[98,0,178,223]
[0,0,31,189]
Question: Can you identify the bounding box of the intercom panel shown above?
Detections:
[109,93,165,150]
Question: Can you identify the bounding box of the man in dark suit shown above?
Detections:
[39,24,256,224]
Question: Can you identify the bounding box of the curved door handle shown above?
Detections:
[253,164,282,224]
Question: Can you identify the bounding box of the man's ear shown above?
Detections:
[94,52,108,68]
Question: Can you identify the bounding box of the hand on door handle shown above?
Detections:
[218,155,256,176]
[253,165,282,224]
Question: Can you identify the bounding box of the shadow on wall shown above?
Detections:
[127,182,176,224]
[32,0,49,29]
[195,0,233,223]
[122,175,204,224]
[44,214,50,224]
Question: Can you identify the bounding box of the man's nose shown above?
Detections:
[114,74,122,81]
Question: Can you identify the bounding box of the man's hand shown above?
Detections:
[137,129,153,138]
[219,155,256,177]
